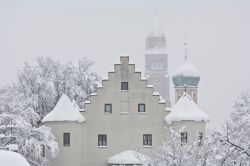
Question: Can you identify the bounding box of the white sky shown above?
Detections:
[0,0,250,129]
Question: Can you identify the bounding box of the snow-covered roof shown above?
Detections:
[147,85,154,88]
[42,94,86,123]
[0,150,31,166]
[165,107,171,111]
[107,150,149,165]
[172,60,199,78]
[153,92,160,96]
[165,93,209,124]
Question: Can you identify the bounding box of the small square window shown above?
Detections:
[121,82,128,90]
[181,132,188,143]
[63,133,70,146]
[143,134,152,146]
[138,104,145,113]
[98,134,107,146]
[105,104,112,113]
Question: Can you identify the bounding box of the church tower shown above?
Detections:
[172,42,200,104]
[145,13,170,106]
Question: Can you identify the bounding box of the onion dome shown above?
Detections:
[172,60,200,87]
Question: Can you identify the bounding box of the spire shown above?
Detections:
[149,10,164,37]
[145,10,167,52]
[184,34,188,62]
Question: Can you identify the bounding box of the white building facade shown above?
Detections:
[43,56,209,166]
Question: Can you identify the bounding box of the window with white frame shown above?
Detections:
[98,134,107,147]
[121,82,128,90]
[63,133,70,146]
[105,104,112,113]
[138,104,145,113]
[143,134,152,146]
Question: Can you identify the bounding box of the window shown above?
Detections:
[143,134,152,146]
[138,104,145,113]
[152,61,156,70]
[63,133,70,146]
[121,82,128,90]
[198,132,203,141]
[98,134,107,147]
[181,132,188,143]
[150,62,154,70]
[105,104,112,113]
[41,145,45,157]
[198,132,203,145]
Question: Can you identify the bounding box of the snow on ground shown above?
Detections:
[0,150,30,166]
[42,94,85,122]
[107,150,149,165]
[165,92,209,124]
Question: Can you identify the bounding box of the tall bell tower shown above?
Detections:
[145,12,170,106]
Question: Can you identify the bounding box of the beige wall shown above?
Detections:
[45,56,206,166]
[82,57,168,166]
[45,121,85,166]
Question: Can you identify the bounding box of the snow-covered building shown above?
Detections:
[43,55,209,166]
[43,56,168,166]
[166,48,209,143]
[165,93,209,143]
[42,94,86,166]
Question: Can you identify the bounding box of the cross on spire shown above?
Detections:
[184,34,188,61]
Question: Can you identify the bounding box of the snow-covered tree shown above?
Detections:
[149,92,250,166]
[149,127,211,166]
[16,56,100,118]
[0,56,100,166]
[209,92,250,165]
[0,86,58,166]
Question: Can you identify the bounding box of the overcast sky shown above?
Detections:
[0,0,250,129]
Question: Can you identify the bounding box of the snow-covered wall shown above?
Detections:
[81,56,168,166]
